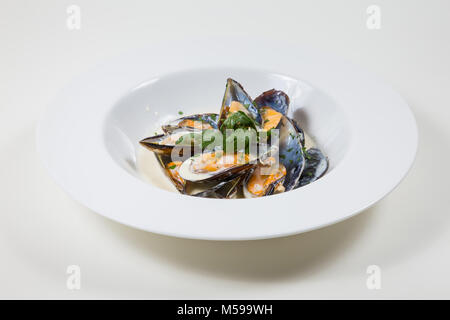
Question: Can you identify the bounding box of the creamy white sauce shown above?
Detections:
[136,148,178,193]
[304,132,315,149]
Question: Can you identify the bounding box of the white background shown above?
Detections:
[1,0,449,299]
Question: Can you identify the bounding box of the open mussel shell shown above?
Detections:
[254,89,290,116]
[218,78,262,128]
[253,109,305,191]
[243,162,286,198]
[178,150,256,184]
[139,128,202,157]
[155,153,245,198]
[277,116,306,191]
[162,113,219,133]
[296,148,328,188]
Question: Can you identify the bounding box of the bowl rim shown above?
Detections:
[36,37,418,240]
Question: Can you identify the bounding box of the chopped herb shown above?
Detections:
[307,171,313,177]
[280,154,286,160]
[168,164,177,170]
[220,111,257,132]
[289,159,293,164]
[302,147,312,160]
[287,148,293,152]
[264,119,270,123]
[265,128,274,140]
[178,111,183,115]
[175,136,183,144]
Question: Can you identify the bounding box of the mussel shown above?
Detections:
[243,157,286,198]
[254,105,305,191]
[218,78,262,128]
[254,89,290,115]
[156,153,246,199]
[296,148,328,188]
[162,113,219,133]
[179,149,256,183]
[140,128,203,157]
[277,116,306,191]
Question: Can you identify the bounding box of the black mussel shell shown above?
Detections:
[162,113,219,133]
[296,148,328,188]
[254,89,290,116]
[218,78,262,128]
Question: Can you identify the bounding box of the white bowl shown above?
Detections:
[37,38,417,240]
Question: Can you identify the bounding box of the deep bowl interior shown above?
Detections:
[104,68,351,188]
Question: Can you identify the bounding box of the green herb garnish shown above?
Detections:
[174,133,202,146]
[302,147,312,160]
[168,164,177,170]
[175,136,183,144]
[220,111,257,132]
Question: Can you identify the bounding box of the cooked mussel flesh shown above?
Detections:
[179,150,256,183]
[243,156,286,198]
